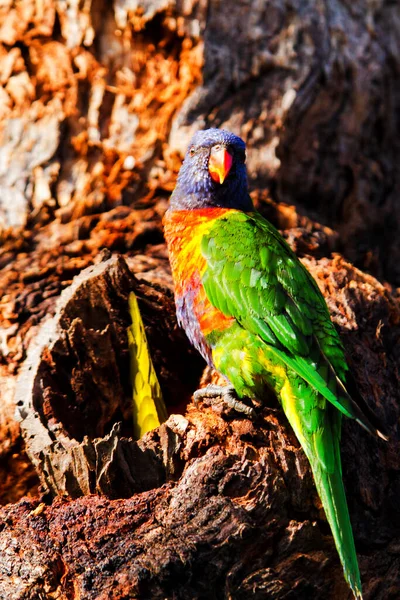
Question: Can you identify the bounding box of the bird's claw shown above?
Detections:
[193,384,257,420]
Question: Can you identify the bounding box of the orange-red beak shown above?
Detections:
[208,147,233,184]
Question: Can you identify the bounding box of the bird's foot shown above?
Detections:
[193,384,257,419]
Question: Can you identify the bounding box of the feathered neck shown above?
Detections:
[168,164,253,212]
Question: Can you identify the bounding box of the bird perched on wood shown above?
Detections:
[163,128,387,599]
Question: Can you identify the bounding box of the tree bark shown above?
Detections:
[0,1,400,599]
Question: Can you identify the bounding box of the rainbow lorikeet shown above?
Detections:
[163,128,387,599]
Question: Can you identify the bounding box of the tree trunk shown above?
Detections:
[0,1,399,598]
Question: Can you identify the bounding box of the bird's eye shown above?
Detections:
[189,147,196,156]
[213,144,221,152]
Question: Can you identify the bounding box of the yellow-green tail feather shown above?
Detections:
[280,378,363,599]
[127,292,168,439]
[313,447,363,599]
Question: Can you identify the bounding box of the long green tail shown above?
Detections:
[312,444,363,599]
[282,388,363,599]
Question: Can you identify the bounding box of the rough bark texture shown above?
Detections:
[0,1,400,599]
[15,253,202,499]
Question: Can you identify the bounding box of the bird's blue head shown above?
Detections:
[169,128,253,211]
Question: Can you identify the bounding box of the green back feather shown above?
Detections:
[201,210,376,435]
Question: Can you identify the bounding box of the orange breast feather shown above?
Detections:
[163,208,235,337]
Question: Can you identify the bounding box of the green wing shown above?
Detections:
[201,210,380,435]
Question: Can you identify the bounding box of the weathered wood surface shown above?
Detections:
[15,253,203,499]
[1,209,399,599]
[0,0,400,598]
